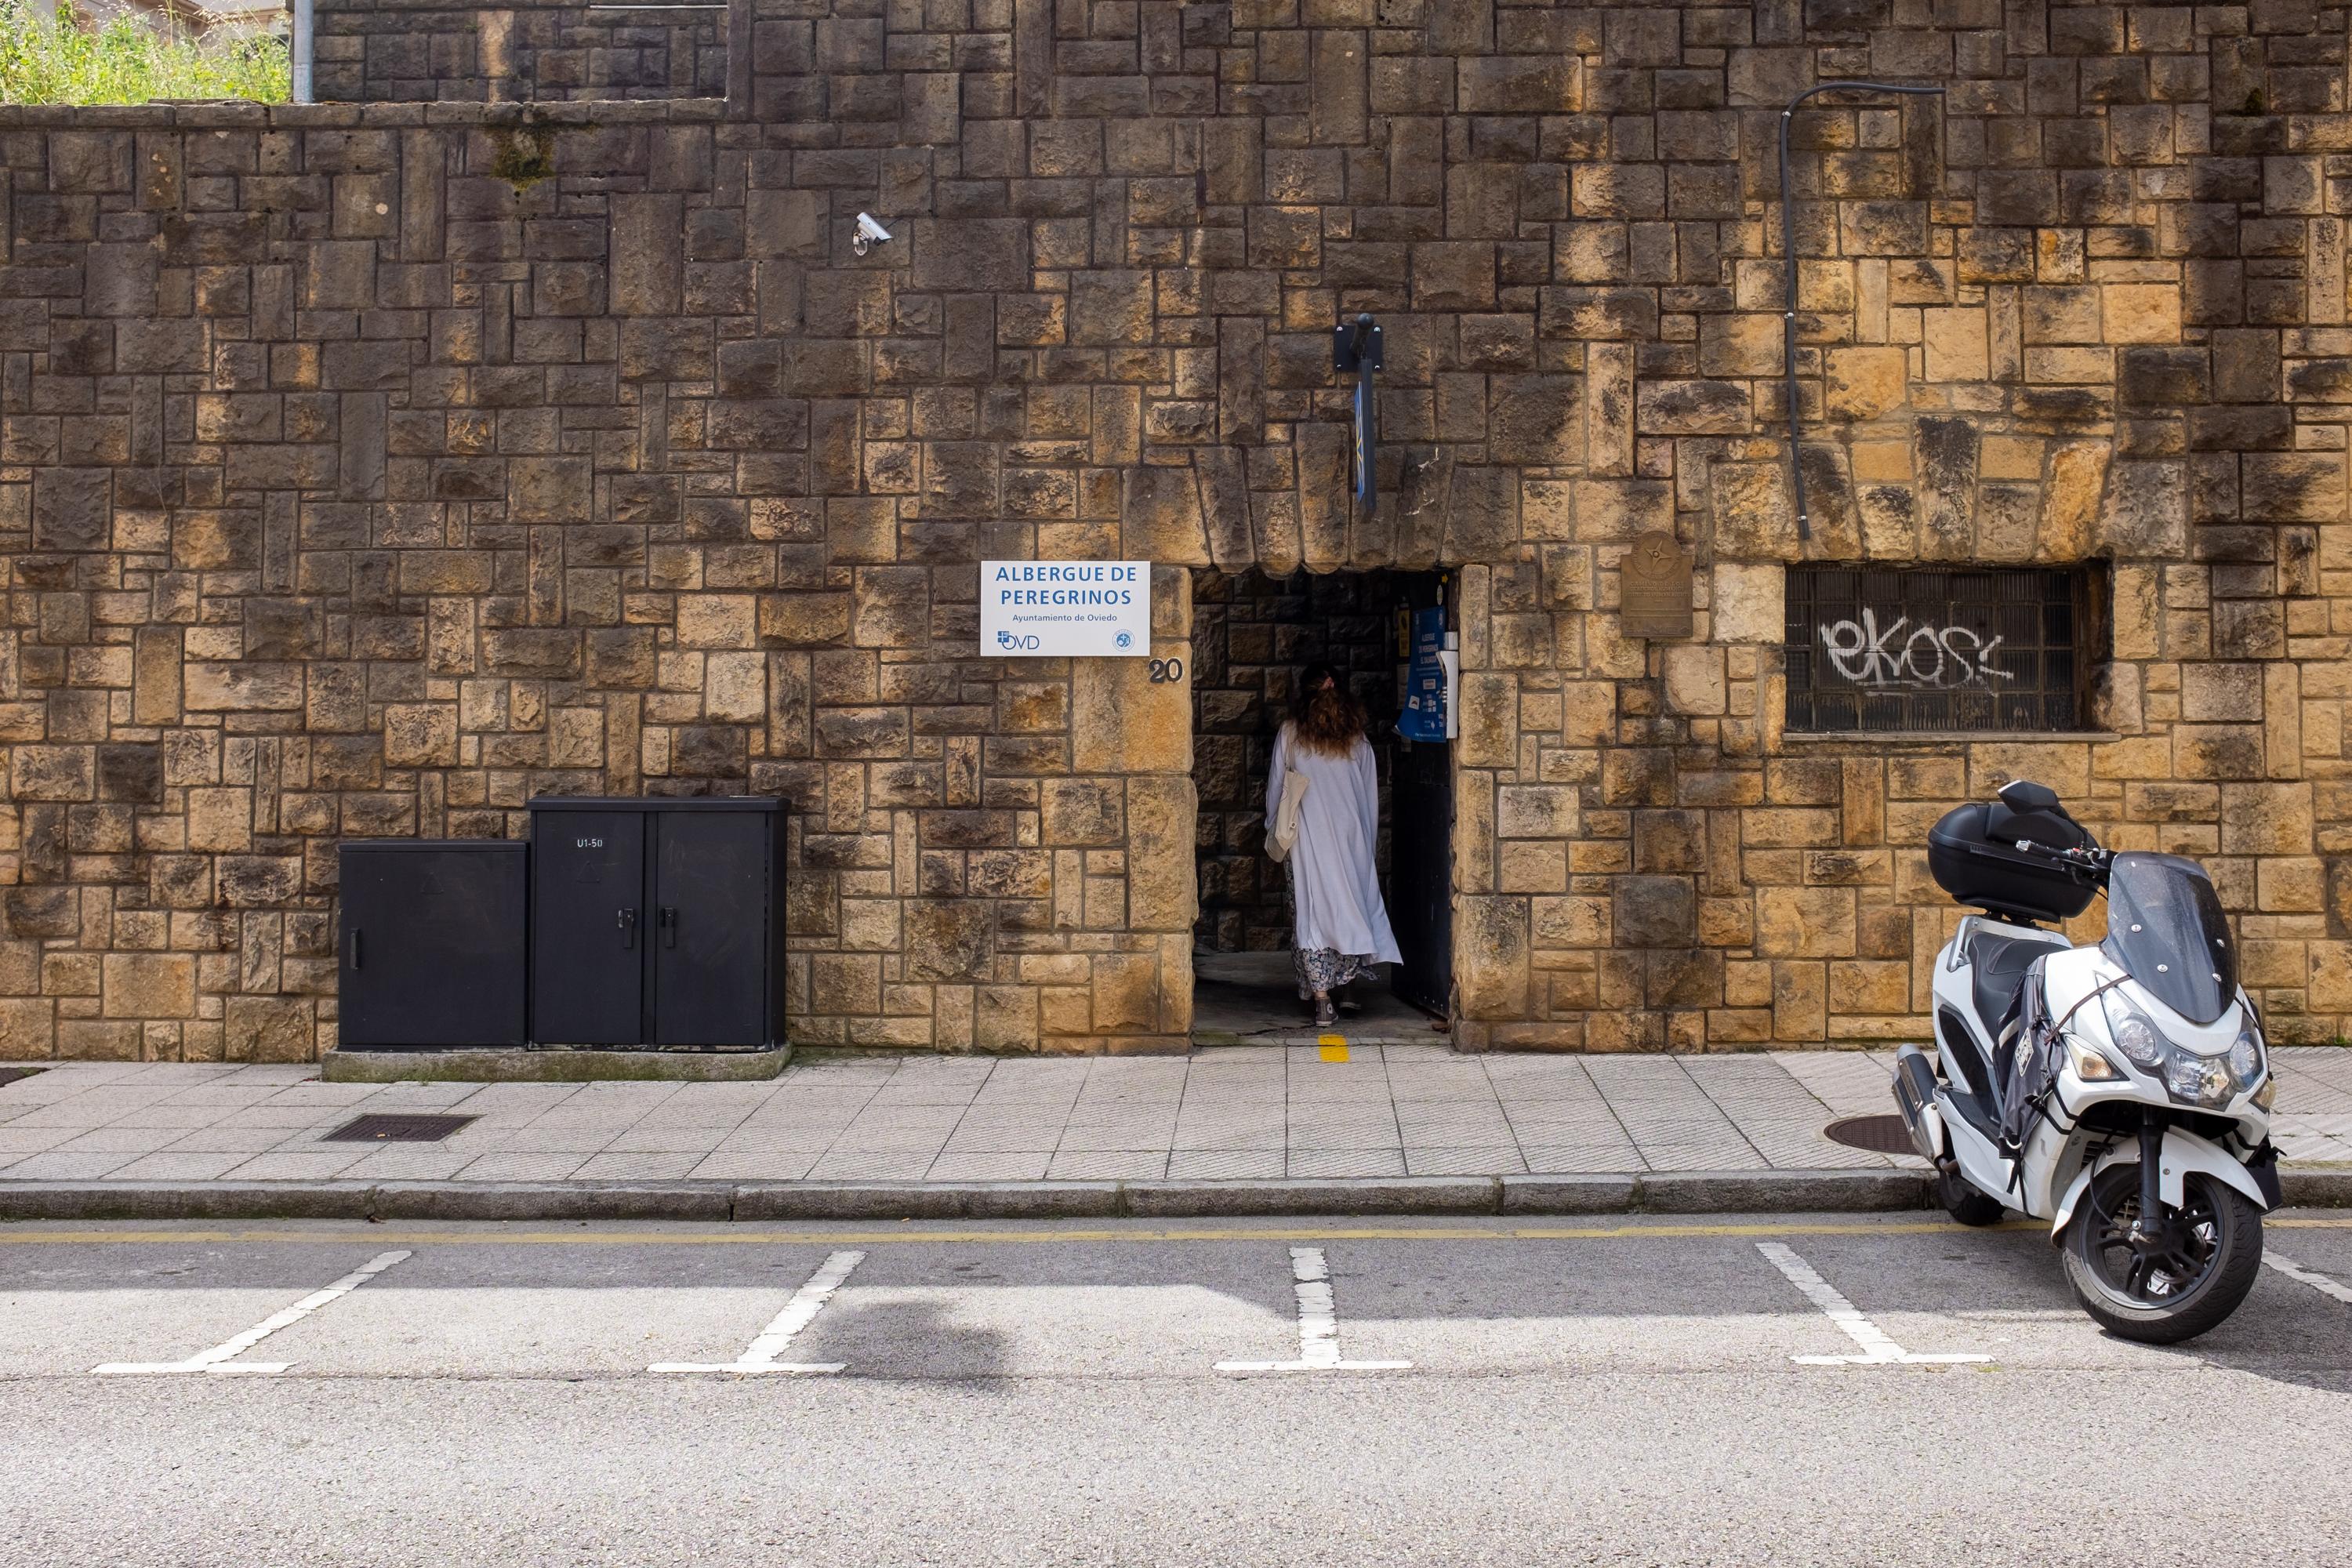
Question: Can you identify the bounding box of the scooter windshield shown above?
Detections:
[2100,853,2237,1025]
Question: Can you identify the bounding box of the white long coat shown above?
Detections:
[1265,722,1403,962]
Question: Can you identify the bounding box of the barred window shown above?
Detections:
[1783,566,2100,734]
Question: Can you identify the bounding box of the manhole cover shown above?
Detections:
[1824,1114,1917,1155]
[325,1113,478,1143]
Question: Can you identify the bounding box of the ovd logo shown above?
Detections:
[998,630,1040,650]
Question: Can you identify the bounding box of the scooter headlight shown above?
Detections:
[2227,1028,2264,1091]
[2100,991,2166,1070]
[2166,1050,2231,1108]
[2101,990,2237,1109]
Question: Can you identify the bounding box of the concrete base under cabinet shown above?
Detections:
[320,1044,793,1083]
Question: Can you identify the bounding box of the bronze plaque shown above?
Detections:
[1620,532,1693,638]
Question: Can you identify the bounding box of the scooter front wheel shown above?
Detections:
[2060,1166,2263,1345]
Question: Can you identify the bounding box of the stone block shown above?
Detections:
[1614,877,1696,947]
[1042,779,1123,846]
[1073,651,1191,774]
[1456,896,1529,1019]
[1824,346,1907,420]
[102,953,195,1018]
[225,996,312,1062]
[1636,379,1749,435]
[1752,887,1856,958]
[2220,782,2311,856]
[506,456,591,524]
[1497,785,1577,839]
[1922,307,1988,381]
[1664,646,1727,715]
[1711,563,1784,642]
[903,899,993,982]
[12,746,93,802]
[1126,776,1196,933]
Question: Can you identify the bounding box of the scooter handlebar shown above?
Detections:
[2011,838,2111,886]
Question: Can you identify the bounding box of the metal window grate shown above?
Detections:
[325,1112,478,1143]
[1785,566,2085,733]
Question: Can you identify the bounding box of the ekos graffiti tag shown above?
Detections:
[1817,609,2013,689]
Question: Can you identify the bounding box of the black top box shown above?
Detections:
[1927,800,2100,925]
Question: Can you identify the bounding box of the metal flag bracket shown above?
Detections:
[1333,312,1383,510]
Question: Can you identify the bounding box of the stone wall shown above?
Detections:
[0,0,2346,1062]
[314,0,728,102]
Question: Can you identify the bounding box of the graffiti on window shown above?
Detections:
[1816,610,2013,690]
[1784,566,2090,734]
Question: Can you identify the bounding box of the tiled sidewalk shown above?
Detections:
[2,1047,2348,1185]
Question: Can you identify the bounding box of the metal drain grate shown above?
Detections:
[325,1112,478,1143]
[1824,1114,1918,1156]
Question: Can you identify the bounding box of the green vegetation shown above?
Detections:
[0,1,289,105]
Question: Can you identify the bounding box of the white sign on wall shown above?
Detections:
[980,561,1152,657]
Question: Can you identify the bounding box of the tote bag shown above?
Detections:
[1268,764,1310,865]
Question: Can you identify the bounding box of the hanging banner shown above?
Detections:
[1398,605,1452,742]
[980,561,1152,656]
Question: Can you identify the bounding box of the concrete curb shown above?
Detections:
[2282,1167,2352,1207]
[1,1167,2342,1224]
[320,1046,794,1084]
[0,1168,1923,1222]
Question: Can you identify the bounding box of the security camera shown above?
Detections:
[852,213,891,256]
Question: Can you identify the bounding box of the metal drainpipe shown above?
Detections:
[292,0,314,103]
[1778,82,1946,540]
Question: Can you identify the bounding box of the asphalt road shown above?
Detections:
[3,1211,2350,1567]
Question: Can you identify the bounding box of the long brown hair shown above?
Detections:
[1289,662,1366,757]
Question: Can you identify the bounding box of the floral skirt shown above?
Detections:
[1294,947,1377,999]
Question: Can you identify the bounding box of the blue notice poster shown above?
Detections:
[1398,606,1448,742]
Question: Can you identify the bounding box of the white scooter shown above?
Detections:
[1892,780,2281,1344]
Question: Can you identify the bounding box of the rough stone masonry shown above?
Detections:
[0,0,2344,1063]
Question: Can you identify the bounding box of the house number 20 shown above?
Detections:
[1148,658,1185,684]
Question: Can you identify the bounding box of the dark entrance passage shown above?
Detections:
[1189,568,1453,1041]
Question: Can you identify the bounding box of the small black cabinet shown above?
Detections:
[528,797,789,1048]
[338,840,528,1048]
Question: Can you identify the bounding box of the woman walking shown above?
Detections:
[1266,664,1402,1029]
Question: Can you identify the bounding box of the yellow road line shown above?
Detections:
[0,1218,2343,1249]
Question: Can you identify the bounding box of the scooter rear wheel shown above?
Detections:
[2060,1167,2263,1345]
[1936,1165,2007,1227]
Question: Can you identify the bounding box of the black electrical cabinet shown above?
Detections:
[338,840,529,1047]
[528,797,789,1048]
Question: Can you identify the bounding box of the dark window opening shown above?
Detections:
[1784,564,2104,734]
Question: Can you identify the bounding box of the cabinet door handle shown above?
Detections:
[659,906,677,948]
[618,908,636,949]
[350,929,361,970]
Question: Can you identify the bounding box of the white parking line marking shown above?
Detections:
[2264,1250,2352,1306]
[1755,1242,1990,1366]
[1217,1246,1411,1373]
[93,1250,412,1375]
[649,1250,866,1374]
